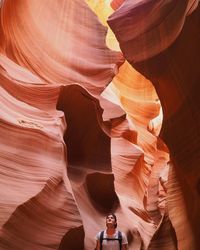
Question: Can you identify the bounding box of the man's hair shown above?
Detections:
[106,213,117,228]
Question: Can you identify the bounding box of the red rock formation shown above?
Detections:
[1,0,195,249]
[108,0,198,63]
[0,1,124,249]
[109,0,200,249]
[0,0,123,95]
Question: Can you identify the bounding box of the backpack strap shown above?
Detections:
[118,231,122,250]
[100,230,122,250]
[99,230,104,250]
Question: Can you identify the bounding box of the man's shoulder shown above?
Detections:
[119,231,128,244]
[95,230,104,240]
[116,230,124,235]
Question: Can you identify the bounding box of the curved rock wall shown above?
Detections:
[0,0,197,249]
[108,0,200,249]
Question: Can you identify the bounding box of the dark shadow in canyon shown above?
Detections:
[58,226,85,250]
[85,172,119,213]
[57,84,112,172]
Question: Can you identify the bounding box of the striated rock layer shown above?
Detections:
[0,0,124,249]
[0,0,197,249]
[109,0,200,249]
[0,0,124,95]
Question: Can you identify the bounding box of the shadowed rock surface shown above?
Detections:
[58,226,85,250]
[109,1,200,248]
[57,85,112,171]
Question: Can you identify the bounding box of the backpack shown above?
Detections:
[99,230,122,250]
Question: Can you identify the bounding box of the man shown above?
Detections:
[95,213,128,250]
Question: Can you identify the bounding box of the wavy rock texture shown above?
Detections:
[108,0,198,63]
[0,56,83,249]
[86,0,121,52]
[109,0,200,249]
[0,0,196,249]
[57,81,169,249]
[0,0,123,249]
[0,0,123,96]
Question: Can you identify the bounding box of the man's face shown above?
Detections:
[106,215,116,228]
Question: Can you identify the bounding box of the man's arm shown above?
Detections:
[122,243,128,250]
[95,240,100,250]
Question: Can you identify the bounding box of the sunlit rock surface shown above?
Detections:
[0,0,198,249]
[0,0,123,95]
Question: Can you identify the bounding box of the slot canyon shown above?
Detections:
[0,0,200,249]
